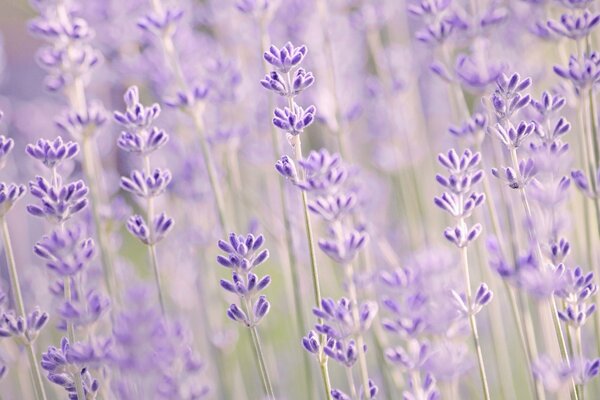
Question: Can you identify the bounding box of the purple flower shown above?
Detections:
[0,131,15,171]
[448,113,488,142]
[118,127,169,156]
[29,5,100,92]
[274,155,299,182]
[217,232,272,327]
[27,177,88,223]
[137,8,184,36]
[34,224,96,277]
[26,137,79,169]
[126,213,174,245]
[55,102,107,140]
[113,86,161,130]
[385,339,431,371]
[121,169,172,198]
[272,104,317,136]
[547,10,600,40]
[0,183,26,217]
[0,307,49,343]
[263,42,308,73]
[41,337,100,400]
[555,265,597,327]
[554,52,600,93]
[451,283,493,317]
[491,120,535,149]
[489,73,532,121]
[296,149,348,193]
[318,229,368,264]
[491,158,537,189]
[571,168,600,198]
[313,297,378,340]
[403,372,441,400]
[261,67,315,97]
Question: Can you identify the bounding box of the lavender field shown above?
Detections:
[2,0,600,399]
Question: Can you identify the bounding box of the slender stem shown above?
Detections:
[81,137,118,301]
[319,359,333,400]
[63,276,85,400]
[345,266,372,399]
[143,155,166,315]
[0,218,48,400]
[459,243,491,400]
[242,299,274,399]
[345,366,358,399]
[189,105,228,232]
[291,135,332,400]
[575,326,585,400]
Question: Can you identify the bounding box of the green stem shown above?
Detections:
[0,218,48,400]
[459,243,491,400]
[292,135,332,400]
[243,299,275,399]
[345,265,372,398]
[190,106,229,232]
[345,366,358,399]
[82,137,118,300]
[143,155,166,315]
[64,276,85,400]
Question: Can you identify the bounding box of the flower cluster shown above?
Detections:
[263,42,316,140]
[435,149,485,247]
[114,86,174,247]
[26,134,110,399]
[29,2,101,92]
[217,233,271,327]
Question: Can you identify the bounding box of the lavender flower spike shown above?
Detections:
[435,147,491,399]
[216,232,275,398]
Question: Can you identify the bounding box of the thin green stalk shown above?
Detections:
[319,359,333,400]
[341,260,371,398]
[143,156,166,315]
[511,287,545,400]
[292,135,333,400]
[81,137,119,301]
[345,366,358,399]
[459,244,491,400]
[190,106,229,231]
[242,298,275,399]
[63,276,85,400]
[575,326,585,400]
[0,218,48,400]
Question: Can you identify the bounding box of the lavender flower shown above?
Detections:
[547,10,600,40]
[216,232,274,397]
[0,307,48,344]
[25,137,79,169]
[34,225,96,277]
[555,266,597,327]
[217,233,271,327]
[41,337,100,400]
[114,86,174,313]
[554,52,600,93]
